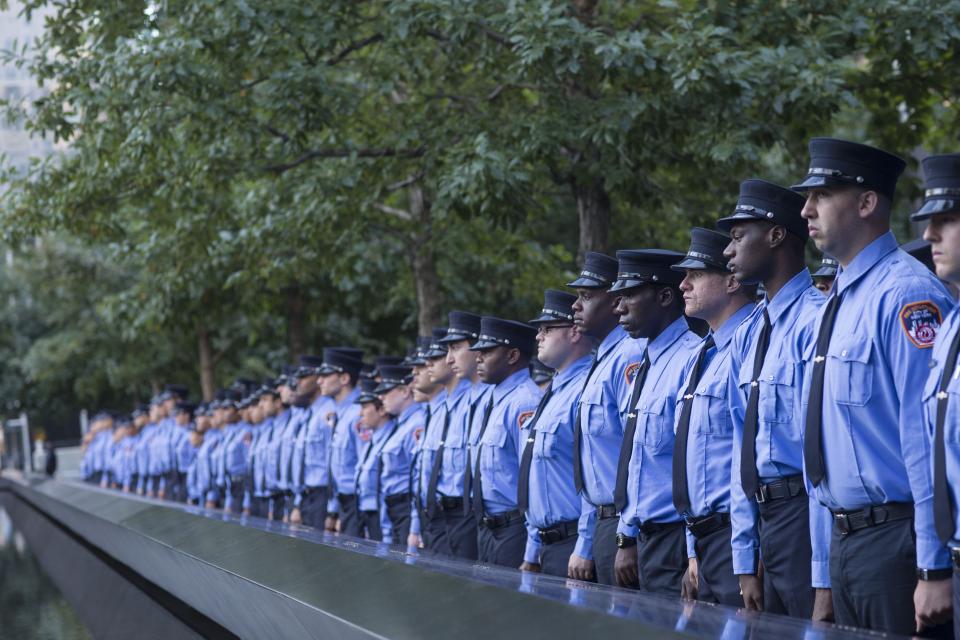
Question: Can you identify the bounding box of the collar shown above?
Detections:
[445,378,472,407]
[310,394,331,411]
[335,387,360,410]
[834,231,898,295]
[765,268,814,325]
[553,354,593,389]
[493,368,531,402]
[398,402,421,424]
[470,381,492,402]
[713,302,755,350]
[647,316,691,364]
[597,324,629,361]
[373,419,396,441]
[430,389,448,409]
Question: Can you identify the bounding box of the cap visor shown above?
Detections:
[437,333,471,345]
[373,382,398,394]
[469,339,500,351]
[566,276,608,288]
[790,175,839,192]
[670,258,712,272]
[910,198,960,222]
[608,278,646,293]
[716,212,761,231]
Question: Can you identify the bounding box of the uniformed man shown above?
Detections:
[812,255,838,294]
[354,378,398,540]
[409,331,450,552]
[247,381,281,518]
[154,384,189,500]
[421,322,474,556]
[794,138,954,634]
[318,347,365,537]
[289,356,336,528]
[122,406,147,493]
[518,290,593,577]
[169,401,197,503]
[433,312,488,559]
[186,404,210,505]
[273,366,305,520]
[719,178,830,618]
[199,393,226,508]
[135,396,162,496]
[375,364,424,546]
[670,229,755,606]
[219,385,253,514]
[910,153,960,633]
[610,250,701,594]
[569,252,648,585]
[468,316,541,568]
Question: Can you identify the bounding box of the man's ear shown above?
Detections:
[768,224,787,250]
[659,285,676,308]
[858,189,880,220]
[507,347,521,366]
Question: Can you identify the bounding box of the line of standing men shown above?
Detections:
[79,137,960,636]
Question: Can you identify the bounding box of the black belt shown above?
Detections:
[596,504,618,520]
[831,502,914,536]
[437,495,464,512]
[302,485,326,497]
[537,519,578,545]
[755,474,805,503]
[685,512,730,539]
[337,493,357,504]
[480,509,522,530]
[385,492,411,507]
[638,520,683,536]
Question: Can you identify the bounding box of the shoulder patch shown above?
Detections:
[899,301,942,349]
[413,426,424,442]
[624,361,642,385]
[517,410,535,429]
[356,424,372,442]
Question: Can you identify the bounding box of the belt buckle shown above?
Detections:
[834,512,851,536]
[755,484,769,504]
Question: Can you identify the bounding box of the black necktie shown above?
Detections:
[573,354,602,493]
[613,350,651,513]
[934,329,960,543]
[296,409,313,487]
[672,337,715,515]
[740,309,772,499]
[517,383,555,513]
[469,396,496,518]
[409,405,430,513]
[425,409,453,517]
[460,393,485,510]
[803,292,843,487]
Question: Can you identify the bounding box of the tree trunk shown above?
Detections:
[196,319,215,402]
[573,174,611,265]
[286,283,307,360]
[409,184,442,335]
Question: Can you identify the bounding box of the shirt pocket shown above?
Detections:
[534,416,562,460]
[759,360,795,424]
[481,422,511,472]
[696,377,730,436]
[636,394,670,455]
[579,382,608,436]
[306,430,326,462]
[826,338,873,406]
[943,374,960,444]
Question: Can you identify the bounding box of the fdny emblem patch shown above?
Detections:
[355,422,372,442]
[413,426,424,442]
[517,410,535,429]
[624,361,642,385]
[899,301,942,349]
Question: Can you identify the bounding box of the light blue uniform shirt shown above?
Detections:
[576,325,647,560]
[805,232,954,570]
[148,417,174,478]
[729,269,832,586]
[433,379,473,499]
[381,403,425,499]
[264,408,291,495]
[923,306,960,554]
[196,428,223,503]
[278,406,308,493]
[134,422,157,492]
[251,417,275,498]
[329,387,363,496]
[120,432,140,491]
[409,392,442,536]
[618,317,701,537]
[356,419,399,512]
[291,395,337,507]
[522,354,594,564]
[676,303,754,557]
[477,369,542,516]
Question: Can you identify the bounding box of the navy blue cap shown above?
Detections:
[175,401,197,416]
[566,251,619,289]
[901,238,934,272]
[812,255,838,278]
[438,311,482,345]
[911,154,960,221]
[354,377,381,404]
[374,364,414,393]
[131,403,148,418]
[529,289,576,325]
[327,347,364,361]
[672,228,731,272]
[232,378,259,394]
[792,137,906,200]
[469,316,537,354]
[318,347,364,377]
[609,249,685,292]
[529,358,555,385]
[359,363,377,381]
[423,327,450,359]
[717,179,808,239]
[372,356,404,377]
[404,336,433,367]
[295,354,324,378]
[164,384,189,400]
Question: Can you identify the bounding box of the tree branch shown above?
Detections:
[326,34,385,66]
[373,202,413,221]
[386,172,423,191]
[263,146,426,174]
